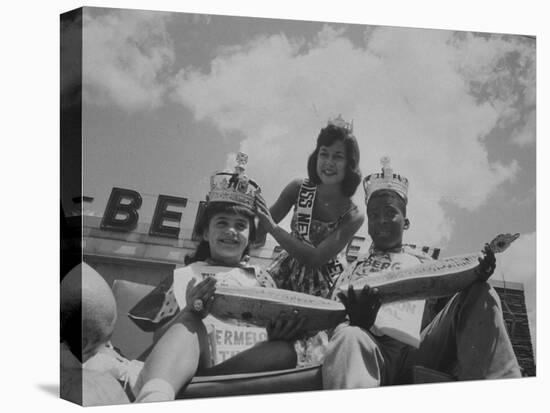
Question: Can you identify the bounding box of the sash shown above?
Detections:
[295,179,345,285]
[295,179,317,242]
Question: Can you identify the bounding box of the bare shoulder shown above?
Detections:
[288,178,303,192]
[269,178,303,221]
[279,178,302,202]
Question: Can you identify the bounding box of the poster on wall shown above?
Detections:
[60,6,536,407]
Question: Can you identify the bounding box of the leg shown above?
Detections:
[403,282,521,380]
[136,311,211,400]
[202,340,297,376]
[322,323,387,389]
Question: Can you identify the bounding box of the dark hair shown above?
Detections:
[184,202,256,265]
[307,124,362,196]
[367,190,407,216]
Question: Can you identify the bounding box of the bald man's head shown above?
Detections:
[61,263,117,362]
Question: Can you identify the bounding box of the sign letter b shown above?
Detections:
[100,187,142,232]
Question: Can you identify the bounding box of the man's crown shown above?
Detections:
[363,156,409,204]
[208,152,261,209]
[327,114,354,134]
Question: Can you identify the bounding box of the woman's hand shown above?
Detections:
[267,312,306,342]
[254,193,277,233]
[338,285,381,331]
[477,243,496,282]
[183,277,217,319]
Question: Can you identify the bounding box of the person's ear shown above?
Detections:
[403,218,410,230]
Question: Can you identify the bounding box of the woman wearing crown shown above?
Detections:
[128,155,305,402]
[254,116,365,364]
[255,116,364,298]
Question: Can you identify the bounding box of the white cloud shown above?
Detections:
[453,33,535,146]
[82,9,174,111]
[172,26,529,247]
[511,109,536,146]
[78,15,533,249]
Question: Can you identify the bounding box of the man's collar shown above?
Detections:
[368,243,404,255]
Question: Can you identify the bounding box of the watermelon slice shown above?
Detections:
[210,286,346,332]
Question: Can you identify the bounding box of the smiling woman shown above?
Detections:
[189,203,256,266]
[253,116,365,365]
[255,116,364,299]
[126,157,309,402]
[316,141,347,186]
[205,213,251,266]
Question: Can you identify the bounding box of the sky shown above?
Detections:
[61,6,536,352]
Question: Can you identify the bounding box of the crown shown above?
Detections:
[327,114,354,134]
[208,152,261,210]
[363,156,409,204]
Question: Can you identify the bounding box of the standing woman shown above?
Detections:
[255,116,364,299]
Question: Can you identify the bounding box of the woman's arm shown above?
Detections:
[255,194,365,269]
[254,179,301,244]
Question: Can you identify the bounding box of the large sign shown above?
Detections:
[98,186,365,258]
[100,187,188,239]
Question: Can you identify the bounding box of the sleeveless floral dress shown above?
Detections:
[267,202,357,298]
[266,181,357,365]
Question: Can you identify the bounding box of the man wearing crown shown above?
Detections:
[322,158,521,389]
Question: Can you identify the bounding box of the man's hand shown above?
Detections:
[267,312,306,341]
[337,285,381,331]
[477,243,496,282]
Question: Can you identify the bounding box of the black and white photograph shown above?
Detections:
[5,1,546,412]
[59,4,537,407]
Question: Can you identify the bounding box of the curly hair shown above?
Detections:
[306,124,362,196]
[184,202,256,265]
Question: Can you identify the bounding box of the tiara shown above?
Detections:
[327,114,354,134]
[208,152,261,210]
[363,156,409,204]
